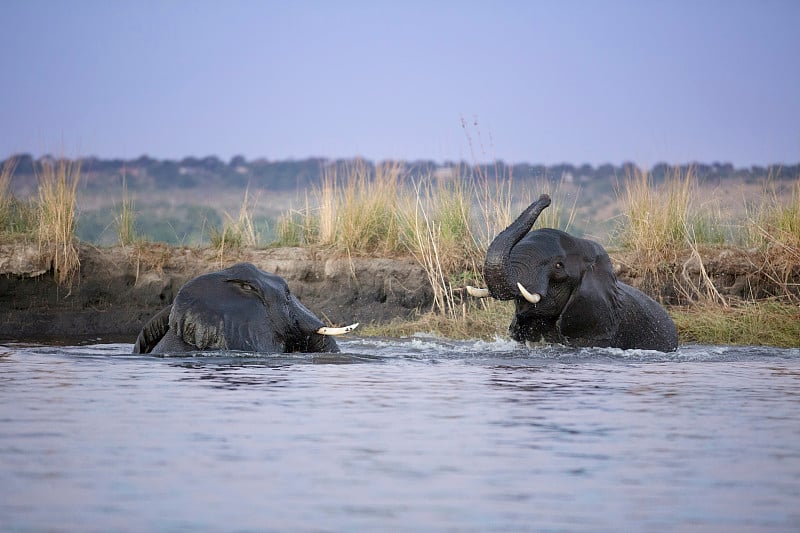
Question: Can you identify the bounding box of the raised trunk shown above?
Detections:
[483,194,551,300]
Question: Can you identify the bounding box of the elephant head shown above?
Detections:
[133,263,357,354]
[468,194,678,351]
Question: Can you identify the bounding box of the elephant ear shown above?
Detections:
[558,250,620,344]
[133,305,172,354]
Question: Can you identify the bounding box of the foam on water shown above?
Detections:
[342,335,800,363]
[5,336,798,364]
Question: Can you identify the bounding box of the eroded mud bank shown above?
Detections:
[1,242,794,342]
[0,244,432,342]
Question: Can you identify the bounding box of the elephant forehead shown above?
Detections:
[513,234,564,259]
[214,263,289,292]
[175,273,263,306]
[220,262,279,282]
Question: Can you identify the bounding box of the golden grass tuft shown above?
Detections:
[36,157,81,284]
[275,206,316,247]
[743,178,800,301]
[0,157,15,230]
[320,160,405,255]
[614,166,732,304]
[616,166,694,263]
[115,177,139,246]
[209,188,260,252]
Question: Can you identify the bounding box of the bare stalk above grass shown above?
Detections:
[472,168,516,250]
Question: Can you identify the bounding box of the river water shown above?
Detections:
[1,337,799,532]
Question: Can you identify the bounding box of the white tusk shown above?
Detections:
[517,282,541,304]
[317,323,359,336]
[465,285,491,298]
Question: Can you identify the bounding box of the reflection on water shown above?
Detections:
[1,338,799,531]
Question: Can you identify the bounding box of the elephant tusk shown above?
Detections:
[317,323,359,336]
[517,282,541,304]
[465,285,491,298]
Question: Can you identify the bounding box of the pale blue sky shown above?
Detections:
[1,0,798,166]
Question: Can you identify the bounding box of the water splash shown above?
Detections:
[4,337,798,364]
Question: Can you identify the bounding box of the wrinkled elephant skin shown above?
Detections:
[473,194,678,351]
[133,263,356,354]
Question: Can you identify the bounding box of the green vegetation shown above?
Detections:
[671,301,800,349]
[1,159,37,236]
[1,154,798,346]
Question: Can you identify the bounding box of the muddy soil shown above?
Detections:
[1,242,796,343]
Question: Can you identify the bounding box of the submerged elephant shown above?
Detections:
[467,194,678,351]
[133,262,358,354]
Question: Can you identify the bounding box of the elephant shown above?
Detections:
[133,262,358,354]
[467,194,678,351]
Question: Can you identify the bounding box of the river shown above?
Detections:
[1,338,799,532]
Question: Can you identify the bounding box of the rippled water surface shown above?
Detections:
[1,338,799,532]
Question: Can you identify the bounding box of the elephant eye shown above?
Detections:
[555,261,564,270]
[231,279,258,293]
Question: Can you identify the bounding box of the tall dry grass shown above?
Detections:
[36,157,81,284]
[0,158,15,227]
[209,188,260,257]
[616,167,694,263]
[275,161,524,316]
[275,160,404,254]
[744,177,800,248]
[318,160,405,255]
[617,166,730,254]
[115,177,138,246]
[613,167,800,345]
[400,177,483,316]
[615,166,730,303]
[740,177,800,300]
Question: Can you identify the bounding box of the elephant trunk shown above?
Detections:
[483,194,551,300]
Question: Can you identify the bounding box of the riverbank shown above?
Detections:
[2,241,798,347]
[0,242,432,342]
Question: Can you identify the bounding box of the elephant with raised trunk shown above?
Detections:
[467,194,678,351]
[133,262,358,354]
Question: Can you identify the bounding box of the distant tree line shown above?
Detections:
[4,153,798,194]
